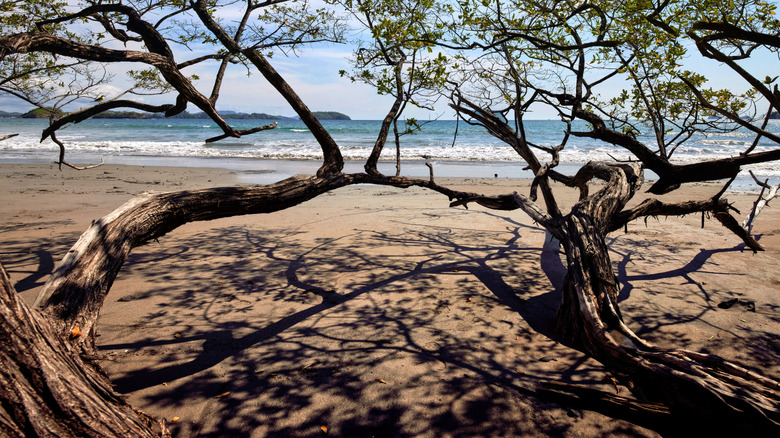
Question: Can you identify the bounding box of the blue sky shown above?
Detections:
[2,39,770,121]
[197,45,428,120]
[1,2,776,121]
[0,42,415,120]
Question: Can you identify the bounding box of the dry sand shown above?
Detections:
[1,163,779,437]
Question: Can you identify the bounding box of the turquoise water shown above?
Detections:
[1,117,778,188]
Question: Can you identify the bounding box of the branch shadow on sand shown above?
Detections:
[94,209,778,437]
[0,229,81,298]
[609,230,780,377]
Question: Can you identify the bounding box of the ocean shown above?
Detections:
[1,117,778,190]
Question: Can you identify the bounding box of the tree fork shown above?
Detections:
[551,164,780,434]
[190,0,343,176]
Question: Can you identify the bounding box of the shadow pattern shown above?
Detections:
[96,209,662,437]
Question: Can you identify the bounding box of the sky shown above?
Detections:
[0,41,415,120]
[0,0,442,121]
[192,45,428,120]
[0,2,776,121]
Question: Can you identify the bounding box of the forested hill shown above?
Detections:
[10,109,351,121]
[309,111,352,120]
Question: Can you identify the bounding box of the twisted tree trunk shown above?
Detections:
[32,173,480,351]
[1,171,482,435]
[0,262,168,437]
[552,163,780,434]
[33,175,353,349]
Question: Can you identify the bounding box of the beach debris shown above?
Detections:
[717,298,755,311]
[214,391,231,398]
[173,332,182,338]
[743,171,780,233]
[375,378,387,384]
[69,324,82,339]
[320,425,328,434]
[300,361,319,373]
[117,294,139,302]
[171,417,180,422]
[162,383,167,387]
[466,297,472,302]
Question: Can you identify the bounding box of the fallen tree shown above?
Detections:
[1,0,779,435]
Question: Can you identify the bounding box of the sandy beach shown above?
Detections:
[2,163,779,437]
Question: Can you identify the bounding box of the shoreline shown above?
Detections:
[0,154,766,192]
[2,163,778,437]
[2,116,778,193]
[0,154,540,183]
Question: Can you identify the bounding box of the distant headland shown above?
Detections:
[1,109,351,121]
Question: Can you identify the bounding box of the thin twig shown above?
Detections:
[57,159,105,170]
[743,170,780,233]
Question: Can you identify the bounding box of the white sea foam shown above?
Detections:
[2,118,779,178]
[2,133,778,167]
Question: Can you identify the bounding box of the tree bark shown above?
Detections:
[552,163,780,435]
[0,262,168,437]
[0,166,488,436]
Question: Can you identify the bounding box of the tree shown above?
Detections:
[427,0,780,433]
[0,0,779,436]
[332,0,451,175]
